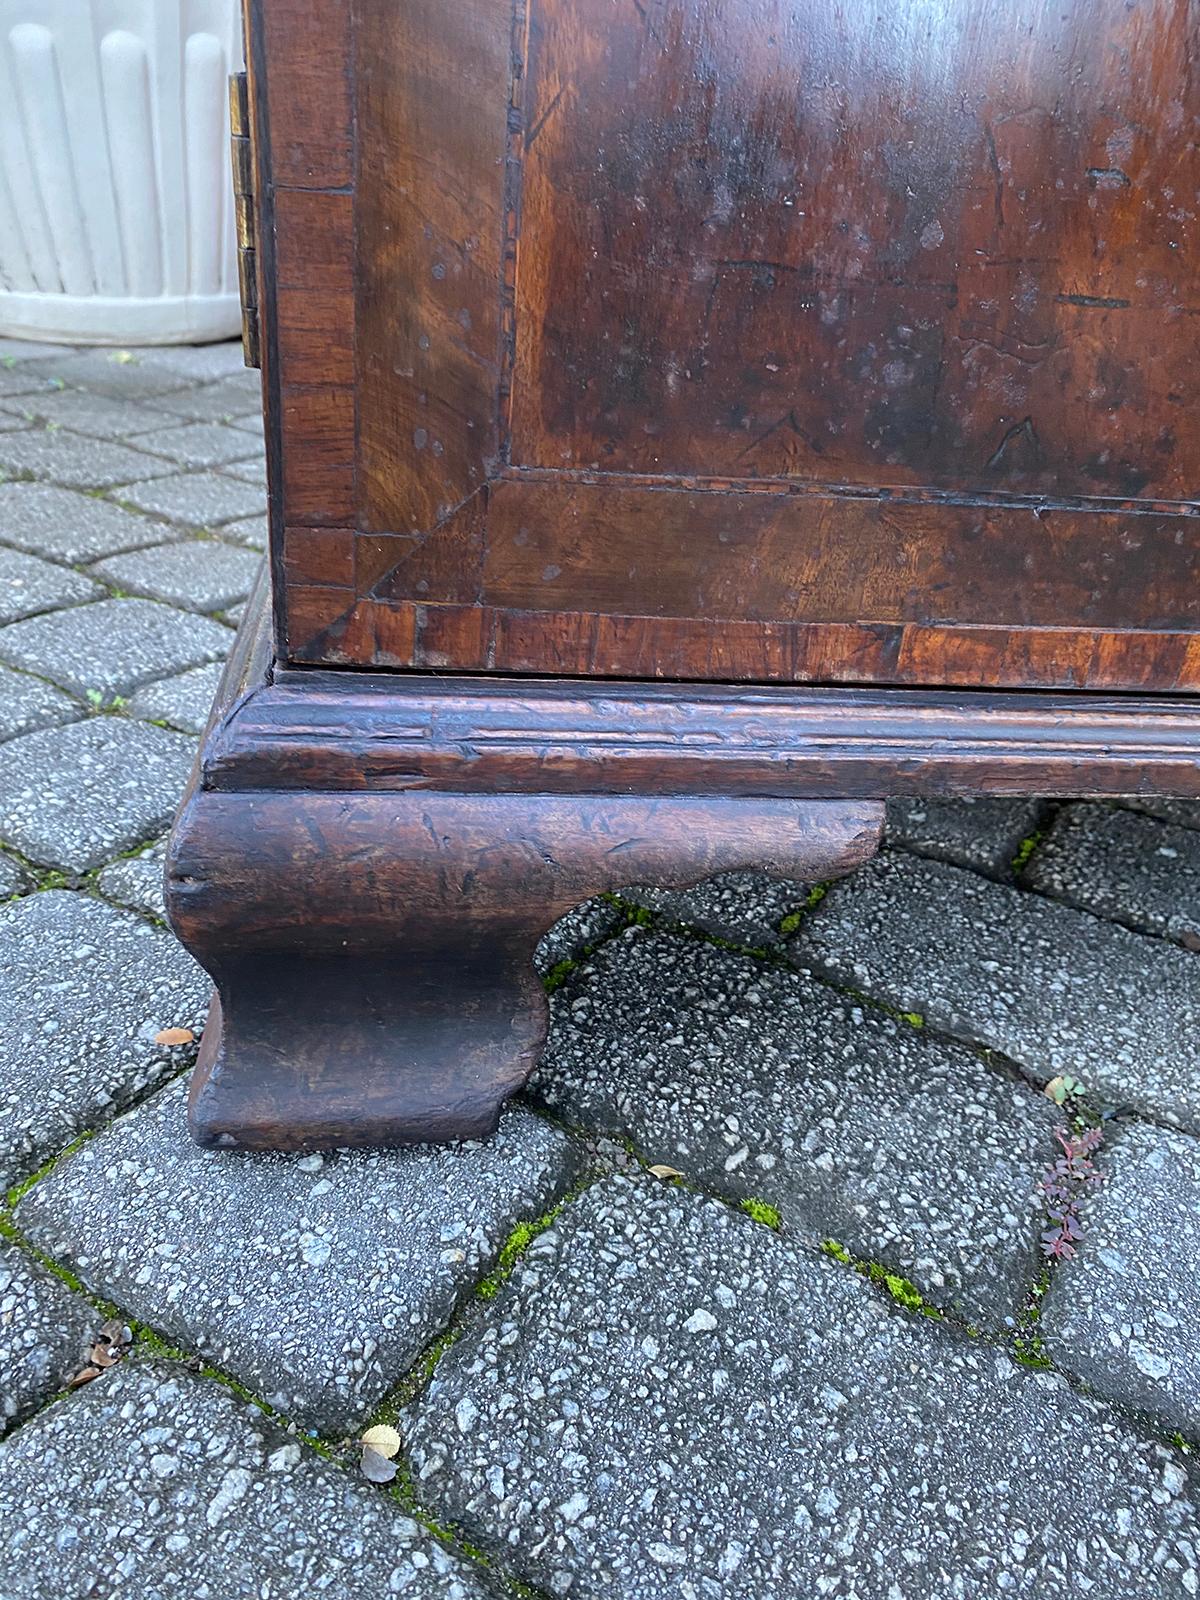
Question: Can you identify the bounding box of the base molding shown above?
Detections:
[166,571,1200,1149]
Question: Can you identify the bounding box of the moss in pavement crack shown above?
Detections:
[820,1238,945,1321]
[1010,829,1045,877]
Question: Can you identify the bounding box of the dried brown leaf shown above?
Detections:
[155,1027,195,1047]
[360,1424,401,1459]
[647,1164,683,1181]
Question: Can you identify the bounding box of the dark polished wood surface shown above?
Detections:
[167,573,1200,1149]
[169,580,884,1149]
[251,0,1200,689]
[167,2,1200,1150]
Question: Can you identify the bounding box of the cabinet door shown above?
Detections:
[260,0,1200,690]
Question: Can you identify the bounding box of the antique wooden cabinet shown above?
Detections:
[168,0,1200,1149]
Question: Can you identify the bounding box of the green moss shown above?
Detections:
[541,957,579,995]
[820,1239,943,1318]
[598,891,655,928]
[35,869,73,892]
[1010,831,1044,876]
[900,1011,925,1029]
[476,1196,572,1301]
[1011,1333,1052,1370]
[740,1197,782,1230]
[0,1212,106,1305]
[780,881,830,938]
[5,1129,95,1208]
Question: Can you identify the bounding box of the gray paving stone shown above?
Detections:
[91,539,262,614]
[0,1358,502,1600]
[0,339,74,364]
[219,513,269,550]
[1123,798,1200,831]
[0,482,177,562]
[0,430,173,489]
[886,796,1049,879]
[127,662,224,735]
[1043,1121,1200,1441]
[532,931,1059,1325]
[793,850,1200,1132]
[0,413,30,433]
[95,838,167,919]
[0,1237,95,1428]
[403,1174,1200,1600]
[133,421,263,469]
[220,455,268,486]
[156,374,264,423]
[0,717,196,871]
[0,851,31,897]
[19,1079,582,1434]
[0,546,101,624]
[0,366,66,401]
[0,892,208,1190]
[1026,803,1200,946]
[0,387,168,441]
[0,662,84,746]
[535,897,629,979]
[36,348,196,399]
[624,870,811,949]
[123,340,250,383]
[0,664,81,744]
[0,597,229,700]
[118,471,267,528]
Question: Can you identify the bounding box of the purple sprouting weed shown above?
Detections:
[1038,1125,1103,1261]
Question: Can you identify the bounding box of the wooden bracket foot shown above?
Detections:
[170,787,880,1149]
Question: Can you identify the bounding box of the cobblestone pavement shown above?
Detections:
[1,340,1200,1597]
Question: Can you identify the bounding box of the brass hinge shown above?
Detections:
[229,73,261,369]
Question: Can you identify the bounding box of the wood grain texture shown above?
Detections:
[288,596,1200,694]
[513,0,1199,499]
[355,0,511,534]
[260,0,1200,691]
[171,788,880,1148]
[167,570,1200,1149]
[169,576,884,1148]
[257,0,353,189]
[208,667,1200,801]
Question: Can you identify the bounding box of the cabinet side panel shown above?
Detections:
[355,0,513,535]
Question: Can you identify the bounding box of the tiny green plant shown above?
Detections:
[740,1198,781,1230]
[1011,831,1044,875]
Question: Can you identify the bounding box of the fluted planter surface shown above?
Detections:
[0,0,242,344]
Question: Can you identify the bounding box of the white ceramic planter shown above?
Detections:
[0,0,243,344]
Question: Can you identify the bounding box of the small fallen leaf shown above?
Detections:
[155,1027,195,1047]
[1044,1076,1069,1104]
[360,1424,401,1460]
[360,1445,398,1484]
[66,1364,103,1389]
[647,1164,683,1181]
